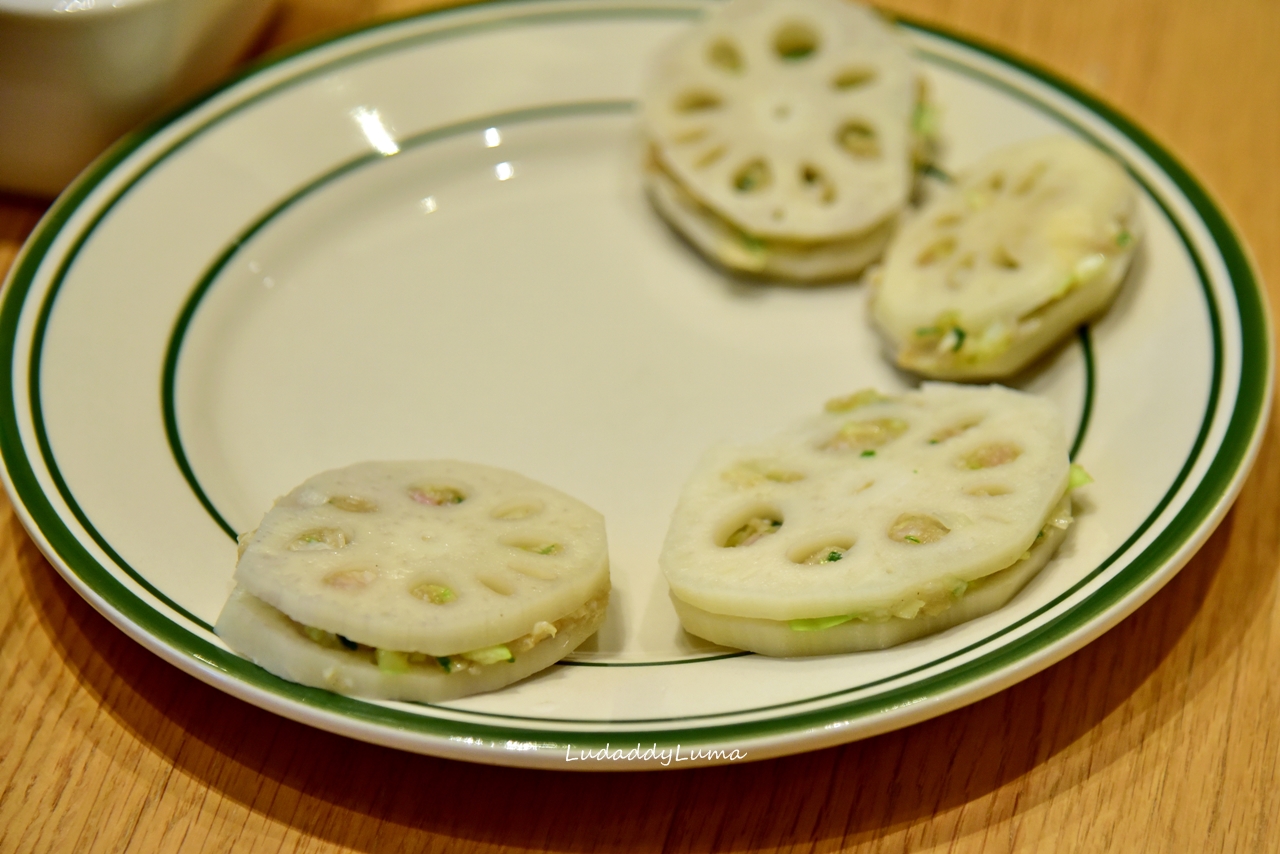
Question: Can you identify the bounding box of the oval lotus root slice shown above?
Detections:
[671,493,1070,656]
[872,135,1141,379]
[223,460,610,656]
[660,384,1070,626]
[215,585,608,703]
[642,0,918,244]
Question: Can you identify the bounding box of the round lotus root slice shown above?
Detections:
[872,135,1141,379]
[215,460,610,700]
[641,0,919,278]
[659,384,1073,655]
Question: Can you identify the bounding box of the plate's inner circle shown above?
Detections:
[175,107,928,662]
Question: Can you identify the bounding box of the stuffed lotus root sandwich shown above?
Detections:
[641,0,929,281]
[660,385,1084,656]
[872,135,1141,379]
[216,461,611,702]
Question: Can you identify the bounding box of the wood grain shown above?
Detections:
[2,1,1278,851]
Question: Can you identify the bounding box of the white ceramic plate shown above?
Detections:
[1,0,1270,769]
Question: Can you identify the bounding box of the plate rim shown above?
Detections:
[0,0,1271,767]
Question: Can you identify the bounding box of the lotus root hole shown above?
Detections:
[674,90,722,112]
[916,236,956,266]
[672,127,709,144]
[789,539,855,565]
[733,159,771,193]
[774,21,819,61]
[507,562,559,581]
[825,389,891,412]
[833,66,877,90]
[290,528,350,551]
[328,495,378,513]
[722,462,805,486]
[888,514,950,544]
[324,568,378,589]
[409,485,465,506]
[479,575,515,596]
[411,582,455,605]
[929,418,982,444]
[721,511,784,548]
[695,144,728,168]
[991,246,1021,269]
[822,417,909,451]
[515,540,562,556]
[707,39,743,73]
[491,500,545,520]
[800,164,836,204]
[836,120,880,158]
[962,442,1023,469]
[966,484,1013,497]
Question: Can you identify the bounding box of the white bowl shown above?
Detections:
[0,0,275,197]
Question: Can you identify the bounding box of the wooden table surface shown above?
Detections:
[2,0,1277,851]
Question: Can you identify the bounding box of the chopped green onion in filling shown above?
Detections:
[790,614,854,632]
[1068,463,1094,489]
[412,583,455,605]
[292,528,349,551]
[802,546,848,565]
[461,645,515,665]
[824,418,909,452]
[788,617,849,632]
[376,649,410,673]
[303,626,337,646]
[912,102,939,139]
[410,486,465,506]
[290,598,611,676]
[724,516,783,547]
[889,513,951,545]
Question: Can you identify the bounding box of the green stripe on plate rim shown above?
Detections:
[0,1,1268,747]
